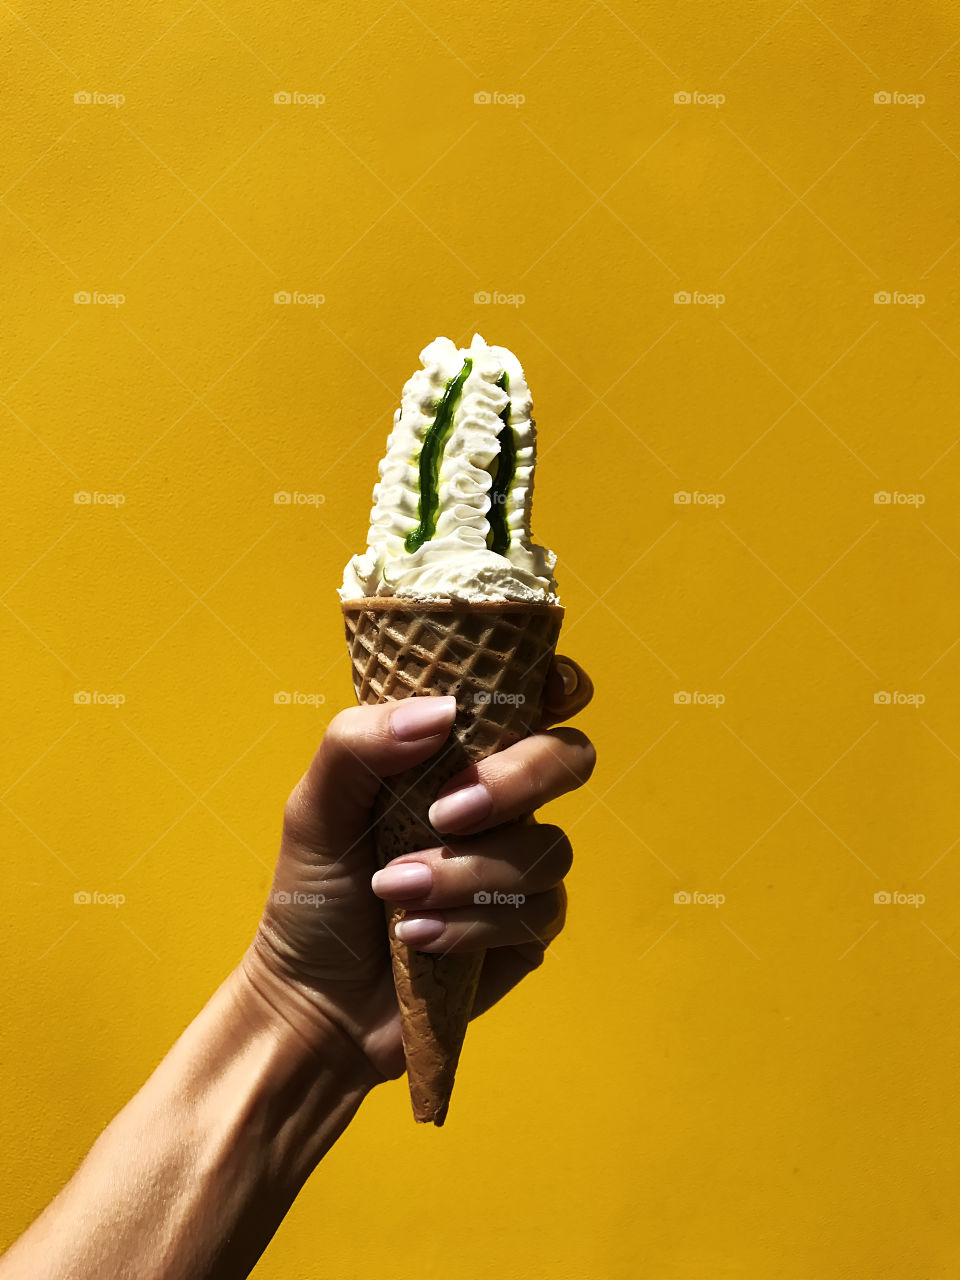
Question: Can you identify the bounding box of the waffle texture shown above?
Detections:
[342,597,563,1124]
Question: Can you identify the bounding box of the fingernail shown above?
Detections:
[371,862,433,899]
[556,661,578,695]
[428,783,492,831]
[390,695,457,742]
[395,913,445,944]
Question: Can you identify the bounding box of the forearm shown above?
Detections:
[0,963,380,1280]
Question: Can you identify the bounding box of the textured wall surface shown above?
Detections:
[2,1,960,1276]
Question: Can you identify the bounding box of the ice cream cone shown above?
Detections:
[342,596,563,1124]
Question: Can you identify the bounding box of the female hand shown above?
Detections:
[241,656,595,1081]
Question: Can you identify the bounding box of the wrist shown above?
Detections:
[187,962,382,1204]
[230,951,385,1095]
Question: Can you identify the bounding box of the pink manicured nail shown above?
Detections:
[428,783,492,831]
[390,696,456,742]
[395,914,445,945]
[371,862,433,899]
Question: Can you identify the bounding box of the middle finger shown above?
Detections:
[426,727,596,836]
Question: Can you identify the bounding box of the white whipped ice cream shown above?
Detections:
[339,334,559,604]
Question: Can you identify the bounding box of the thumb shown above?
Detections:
[282,696,457,854]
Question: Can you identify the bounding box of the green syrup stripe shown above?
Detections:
[404,357,472,553]
[486,371,517,556]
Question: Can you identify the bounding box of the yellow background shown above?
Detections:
[3,1,960,1275]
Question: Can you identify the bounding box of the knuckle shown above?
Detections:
[511,751,550,803]
[282,782,310,842]
[323,706,359,752]
[444,922,482,953]
[536,825,573,880]
[550,727,596,785]
[541,884,567,936]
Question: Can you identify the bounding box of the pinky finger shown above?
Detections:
[394,886,565,955]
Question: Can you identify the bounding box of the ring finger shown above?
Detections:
[370,822,573,910]
[392,884,566,953]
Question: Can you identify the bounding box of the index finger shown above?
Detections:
[540,654,594,728]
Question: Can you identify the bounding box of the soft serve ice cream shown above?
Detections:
[340,334,558,604]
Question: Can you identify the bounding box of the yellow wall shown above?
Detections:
[3,1,960,1274]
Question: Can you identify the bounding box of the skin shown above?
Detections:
[0,655,594,1280]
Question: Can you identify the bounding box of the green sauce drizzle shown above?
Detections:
[486,371,517,556]
[404,357,472,553]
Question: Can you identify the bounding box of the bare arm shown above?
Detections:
[1,664,594,1279]
[0,965,379,1280]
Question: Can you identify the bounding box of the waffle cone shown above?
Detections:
[341,596,563,1124]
